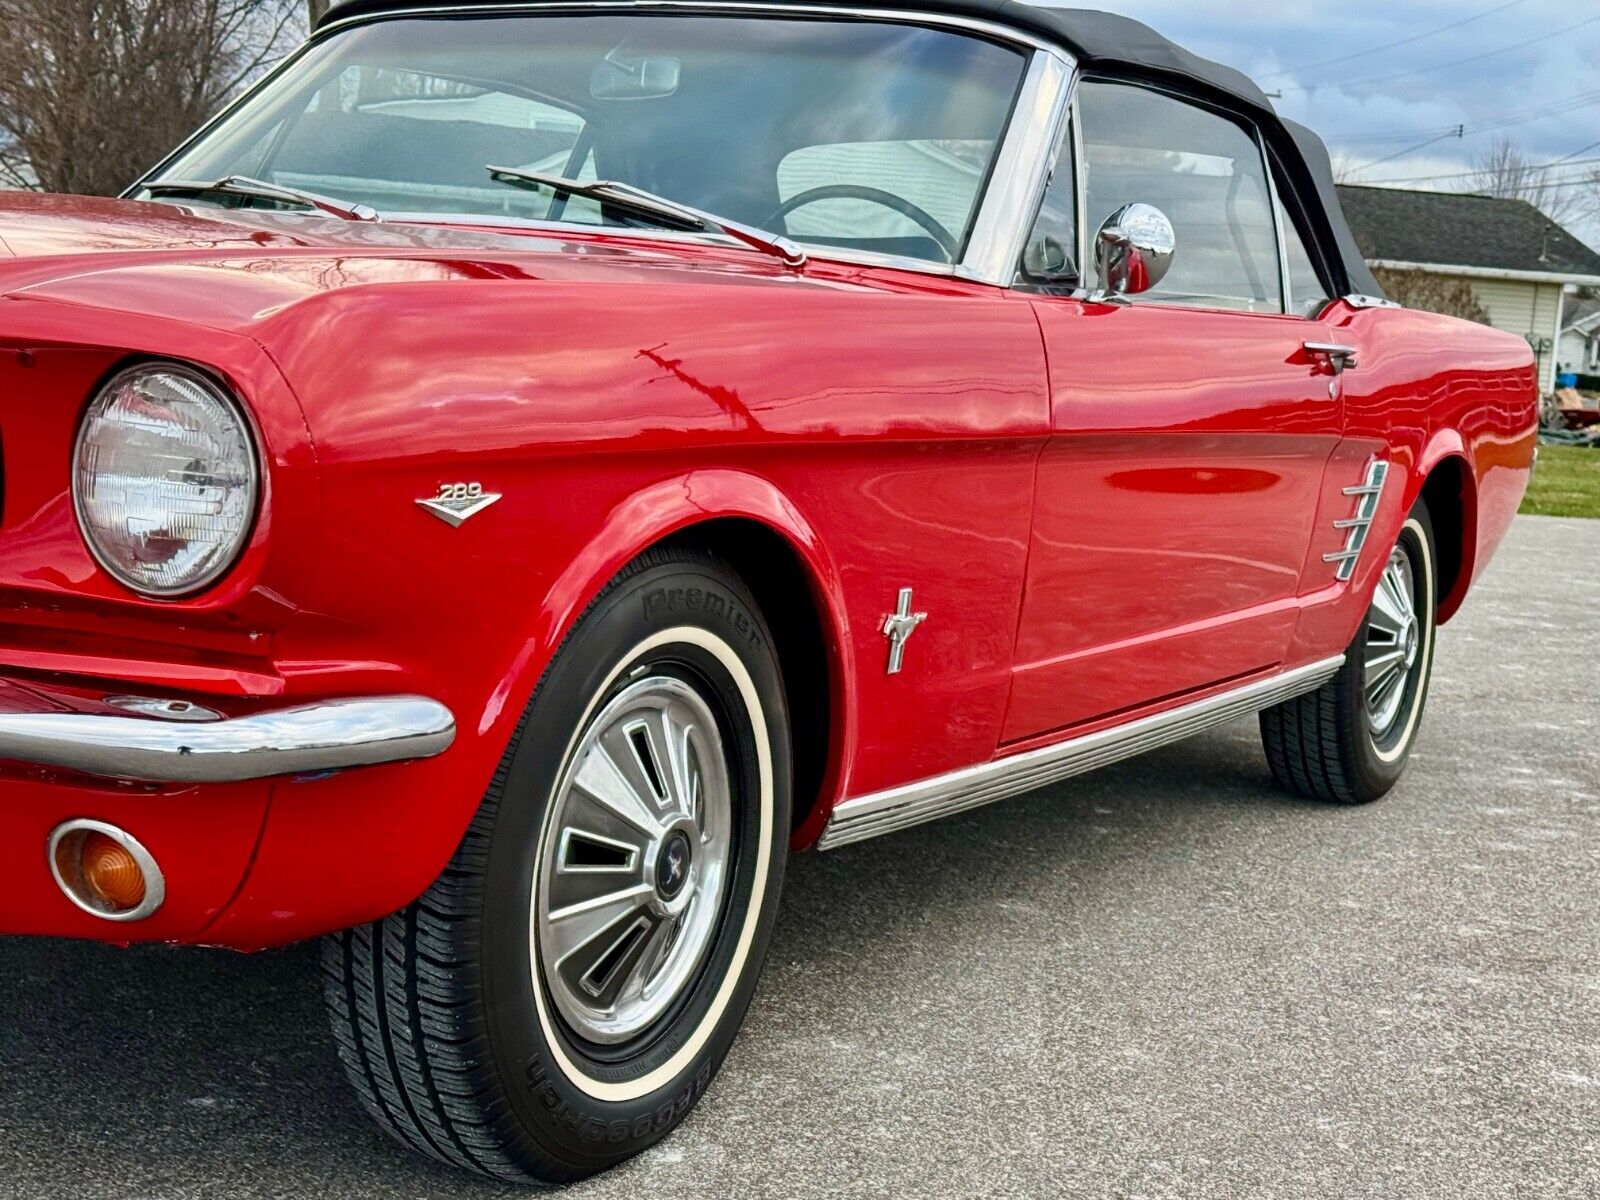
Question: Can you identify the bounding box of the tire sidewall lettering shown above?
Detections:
[522,1056,714,1146]
[641,583,766,653]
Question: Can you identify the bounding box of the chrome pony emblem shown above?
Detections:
[881,587,928,676]
[417,481,501,527]
[655,829,693,900]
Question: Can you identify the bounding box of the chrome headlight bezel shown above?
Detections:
[71,361,261,599]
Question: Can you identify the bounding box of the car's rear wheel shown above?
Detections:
[321,546,790,1183]
[1260,499,1437,804]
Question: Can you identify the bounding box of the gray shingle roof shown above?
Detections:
[1336,185,1600,279]
[1565,297,1600,332]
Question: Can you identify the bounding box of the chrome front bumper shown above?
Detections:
[0,695,455,783]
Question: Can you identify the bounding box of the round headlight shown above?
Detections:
[73,363,259,597]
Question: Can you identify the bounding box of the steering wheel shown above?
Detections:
[767,185,960,262]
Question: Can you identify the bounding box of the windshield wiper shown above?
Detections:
[143,175,380,222]
[487,165,805,269]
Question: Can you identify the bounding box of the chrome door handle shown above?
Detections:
[1304,341,1358,374]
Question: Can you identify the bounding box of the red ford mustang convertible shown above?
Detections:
[0,0,1535,1183]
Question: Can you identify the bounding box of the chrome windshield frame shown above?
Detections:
[127,2,1078,287]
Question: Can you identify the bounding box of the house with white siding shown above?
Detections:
[1560,298,1600,377]
[1337,184,1600,394]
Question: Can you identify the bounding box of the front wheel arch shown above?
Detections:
[657,518,844,848]
[502,473,855,852]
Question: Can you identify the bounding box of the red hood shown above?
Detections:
[0,192,846,336]
[0,191,328,259]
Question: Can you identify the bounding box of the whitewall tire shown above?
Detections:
[322,545,791,1183]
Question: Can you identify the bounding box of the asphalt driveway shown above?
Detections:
[1,515,1595,1199]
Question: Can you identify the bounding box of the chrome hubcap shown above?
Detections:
[1364,548,1419,739]
[535,675,731,1044]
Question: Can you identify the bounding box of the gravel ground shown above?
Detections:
[1,515,1595,1200]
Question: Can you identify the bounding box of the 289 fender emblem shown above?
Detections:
[417,481,502,527]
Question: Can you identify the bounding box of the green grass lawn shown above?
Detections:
[1521,443,1600,518]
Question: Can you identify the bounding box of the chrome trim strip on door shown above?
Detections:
[817,656,1345,850]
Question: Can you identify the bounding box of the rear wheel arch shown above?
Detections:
[1414,451,1476,623]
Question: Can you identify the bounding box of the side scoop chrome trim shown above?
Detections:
[818,656,1345,850]
[0,695,456,783]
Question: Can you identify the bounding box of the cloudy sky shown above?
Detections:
[1056,0,1600,246]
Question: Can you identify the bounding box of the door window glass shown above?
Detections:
[1277,196,1333,316]
[1078,80,1283,313]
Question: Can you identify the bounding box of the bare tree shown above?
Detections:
[1469,136,1584,227]
[0,1,301,197]
[1581,168,1600,233]
[1371,266,1492,326]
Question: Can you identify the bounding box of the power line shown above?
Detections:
[1342,126,1466,179]
[1336,110,1600,186]
[1256,0,1532,82]
[1330,90,1600,145]
[1356,154,1600,186]
[1548,137,1600,166]
[1459,172,1600,194]
[1277,14,1600,93]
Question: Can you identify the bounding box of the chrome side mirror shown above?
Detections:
[1093,203,1176,300]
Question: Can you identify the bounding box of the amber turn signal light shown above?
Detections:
[79,833,147,911]
[48,821,165,922]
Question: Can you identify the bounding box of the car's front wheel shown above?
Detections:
[1260,499,1438,804]
[322,545,790,1183]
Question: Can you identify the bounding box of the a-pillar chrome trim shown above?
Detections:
[0,695,456,783]
[817,656,1345,849]
[961,47,1075,285]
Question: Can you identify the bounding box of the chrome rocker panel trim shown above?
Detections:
[818,656,1345,849]
[0,695,456,783]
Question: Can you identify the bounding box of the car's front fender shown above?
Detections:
[203,468,855,949]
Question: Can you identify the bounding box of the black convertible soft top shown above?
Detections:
[316,0,1382,298]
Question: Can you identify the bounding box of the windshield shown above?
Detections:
[144,13,1029,266]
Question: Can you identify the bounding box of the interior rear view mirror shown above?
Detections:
[590,50,681,100]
